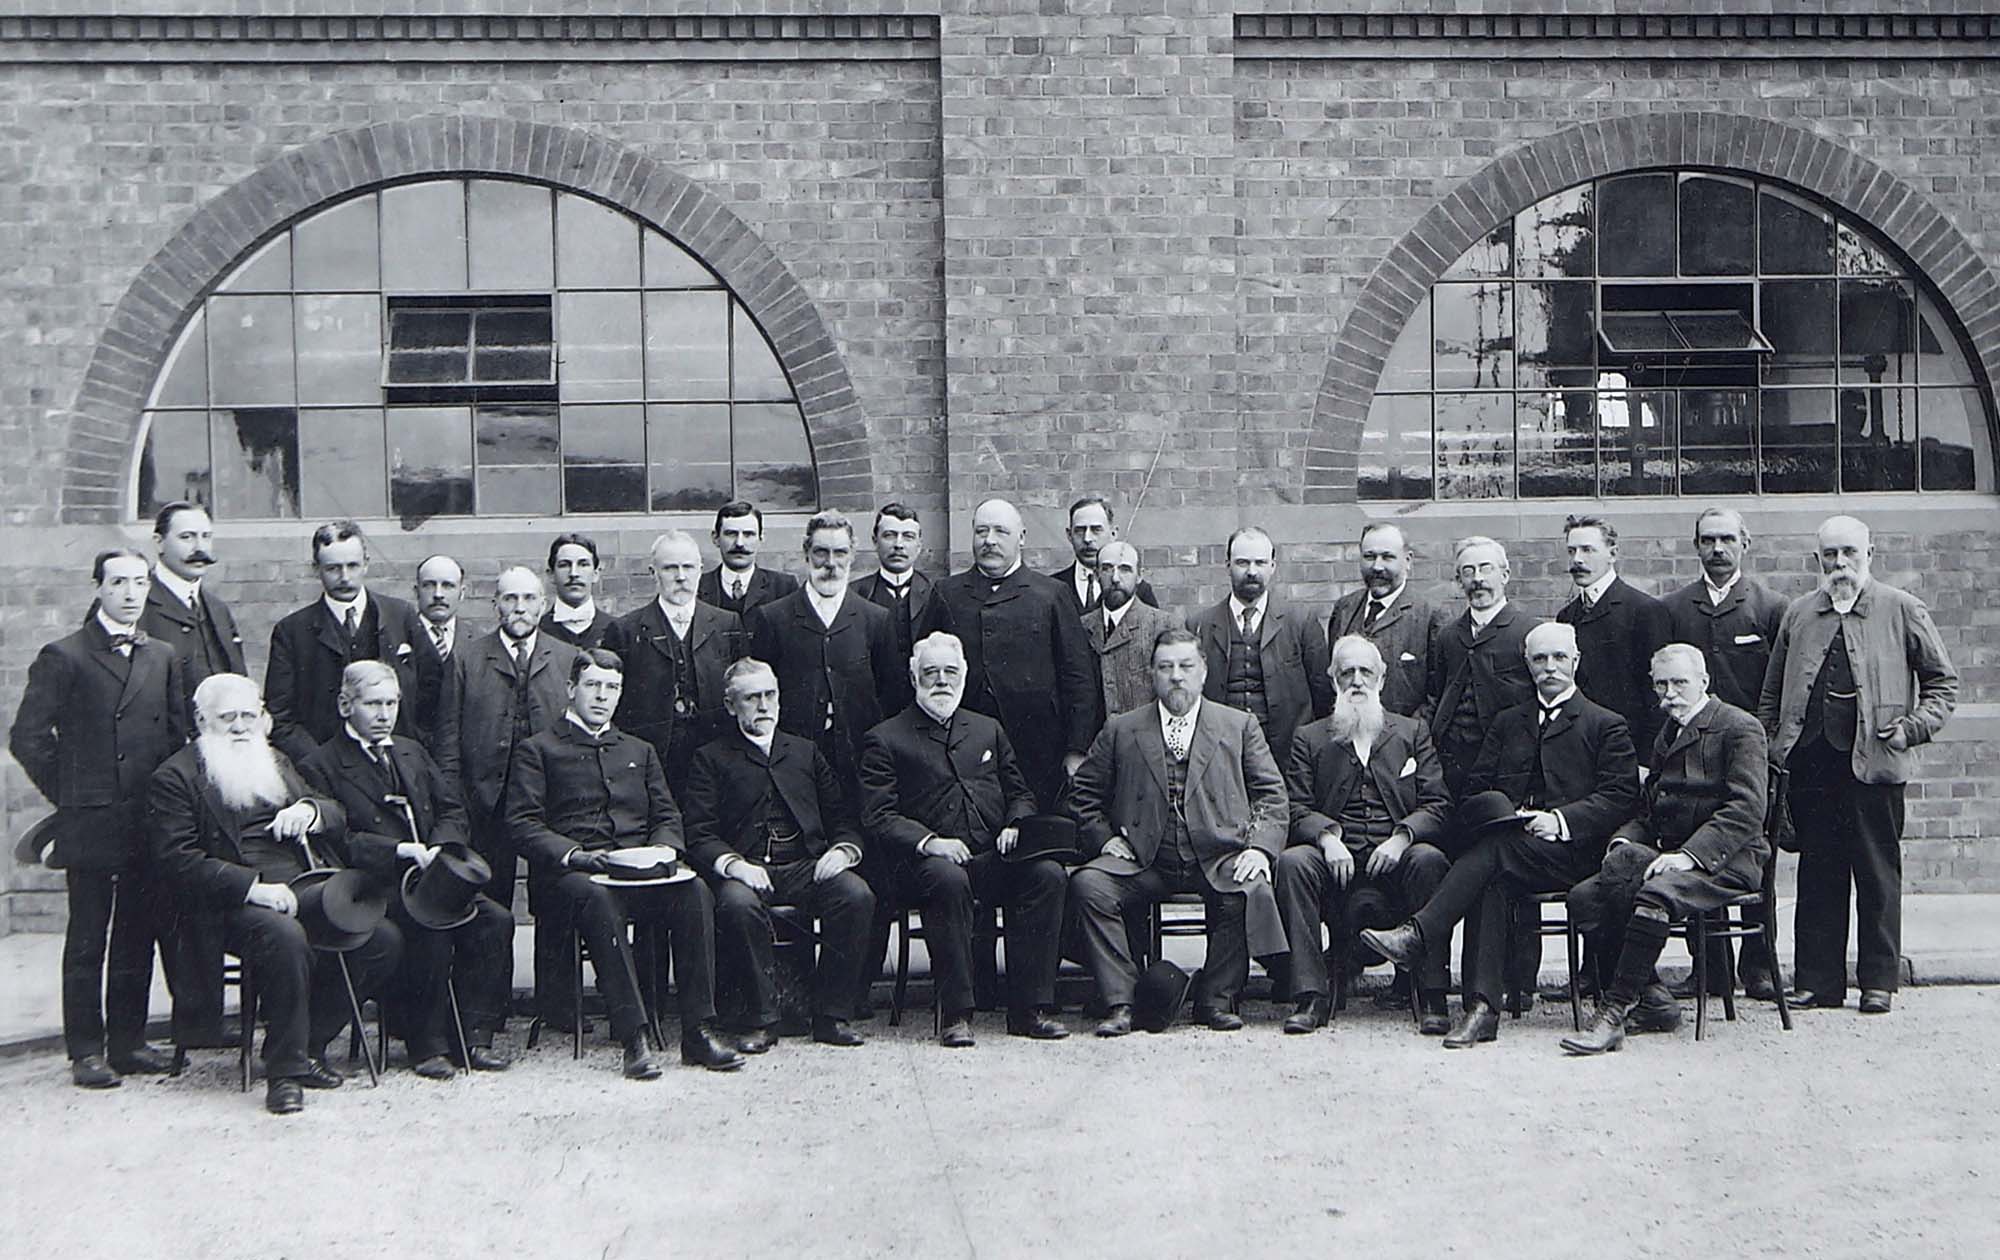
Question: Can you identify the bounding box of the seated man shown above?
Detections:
[149,673,404,1115]
[300,661,514,1078]
[1068,627,1289,1036]
[859,632,1070,1047]
[685,659,875,1052]
[1364,622,1639,1048]
[505,649,744,1079]
[1277,635,1453,1035]
[1561,645,1770,1054]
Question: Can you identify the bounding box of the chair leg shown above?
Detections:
[239,967,257,1093]
[1148,903,1163,970]
[572,934,585,1061]
[1564,915,1583,1032]
[890,907,910,1028]
[335,955,380,1087]
[1330,940,1345,1015]
[1719,910,1740,1024]
[1692,912,1709,1043]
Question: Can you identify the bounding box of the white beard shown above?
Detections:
[1819,569,1865,601]
[1328,691,1386,750]
[196,733,292,813]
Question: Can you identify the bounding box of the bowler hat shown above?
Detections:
[291,868,389,952]
[1457,790,1521,835]
[1133,959,1194,1034]
[1004,814,1081,865]
[12,813,63,870]
[399,842,493,931]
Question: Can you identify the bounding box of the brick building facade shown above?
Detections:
[3,1,1997,931]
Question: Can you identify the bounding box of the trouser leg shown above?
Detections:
[1195,881,1250,1012]
[771,863,871,1023]
[1070,866,1167,1008]
[1412,836,1501,958]
[905,856,975,1017]
[454,897,515,1044]
[1849,779,1906,993]
[1789,746,1853,1000]
[1275,846,1332,1000]
[1391,844,1452,991]
[60,869,116,1061]
[976,855,1066,1013]
[227,906,314,1079]
[558,874,646,1044]
[639,879,720,1030]
[396,913,455,1062]
[711,877,779,1029]
[103,864,160,1057]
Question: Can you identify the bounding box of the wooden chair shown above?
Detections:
[1514,890,1585,1031]
[1685,891,1794,1040]
[170,957,256,1092]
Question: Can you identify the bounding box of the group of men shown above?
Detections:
[9,492,1958,1114]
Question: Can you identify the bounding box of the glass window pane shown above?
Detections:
[1839,386,1918,491]
[388,406,473,518]
[1679,389,1757,495]
[1515,184,1593,279]
[1760,279,1836,385]
[1432,282,1512,390]
[293,193,379,292]
[151,311,208,409]
[209,407,300,520]
[1920,388,1993,492]
[1915,290,1980,387]
[644,231,718,289]
[1357,394,1432,500]
[299,409,387,518]
[557,291,643,402]
[1759,189,1834,275]
[1517,281,1596,385]
[218,235,290,293]
[467,180,554,291]
[1598,174,1674,277]
[644,291,731,400]
[478,464,560,515]
[1597,389,1676,495]
[732,303,793,402]
[294,295,382,405]
[207,295,295,407]
[734,403,817,509]
[1839,280,1915,385]
[381,182,467,292]
[476,402,559,466]
[137,410,211,517]
[1377,294,1430,392]
[1760,389,1836,493]
[1599,312,1684,353]
[1433,393,1513,499]
[1441,221,1511,279]
[472,308,555,384]
[647,403,733,511]
[1837,223,1901,276]
[1517,391,1596,498]
[1678,175,1754,277]
[557,194,641,289]
[386,308,473,385]
[562,403,646,513]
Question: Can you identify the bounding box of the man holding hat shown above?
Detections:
[859,632,1072,1047]
[301,661,514,1079]
[149,673,404,1115]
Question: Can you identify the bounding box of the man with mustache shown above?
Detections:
[1276,636,1453,1034]
[932,497,1096,811]
[1188,527,1331,764]
[1759,515,1956,1015]
[1557,514,1673,756]
[853,503,942,716]
[139,500,245,723]
[149,673,403,1114]
[699,500,799,618]
[1365,623,1640,1048]
[1427,536,1538,799]
[11,549,186,1088]
[412,554,466,664]
[1562,645,1770,1054]
[859,632,1071,1046]
[541,532,617,650]
[1050,495,1158,617]
[1083,540,1185,732]
[1326,523,1442,720]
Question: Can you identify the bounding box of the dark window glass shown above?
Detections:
[386,309,474,385]
[473,309,556,384]
[210,408,300,520]
[1432,282,1512,390]
[1517,281,1596,386]
[1517,392,1596,498]
[1597,174,1674,276]
[1599,312,1683,353]
[1668,311,1766,352]
[1442,221,1511,279]
[1840,280,1915,387]
[1679,390,1757,495]
[299,409,387,519]
[1761,279,1836,385]
[1597,389,1676,495]
[1678,175,1755,276]
[385,302,555,387]
[1515,184,1592,279]
[562,403,646,513]
[387,406,474,519]
[1760,389,1836,493]
[1357,394,1431,500]
[1839,387,1918,491]
[1434,393,1513,498]
[1837,223,1900,276]
[475,403,560,514]
[1920,388,1990,491]
[137,411,211,518]
[1377,294,1430,392]
[1916,291,1981,387]
[1759,189,1834,275]
[647,403,732,511]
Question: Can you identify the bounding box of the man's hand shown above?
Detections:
[1101,835,1139,863]
[1062,752,1086,777]
[396,842,438,869]
[727,860,774,894]
[268,800,318,842]
[1518,809,1562,842]
[245,882,298,916]
[1879,721,1911,752]
[924,836,972,865]
[1644,851,1698,880]
[813,847,858,883]
[566,850,613,875]
[995,826,1019,856]
[1366,830,1411,879]
[1317,832,1354,888]
[1232,848,1271,885]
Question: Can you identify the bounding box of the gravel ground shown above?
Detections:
[2,986,1996,1260]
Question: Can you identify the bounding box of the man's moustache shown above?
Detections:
[186,552,215,564]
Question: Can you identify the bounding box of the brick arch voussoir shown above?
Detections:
[64,118,870,522]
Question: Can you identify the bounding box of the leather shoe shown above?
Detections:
[939,1017,976,1049]
[1859,989,1894,1015]
[1282,996,1330,1034]
[1785,988,1842,1009]
[735,1027,777,1055]
[811,1018,865,1048]
[1742,972,1780,1002]
[1629,982,1683,1034]
[622,1039,663,1080]
[1561,998,1636,1056]
[1095,1004,1133,1038]
[460,1045,512,1072]
[264,1078,305,1115]
[1443,1000,1499,1049]
[1006,1011,1070,1040]
[297,1059,345,1090]
[1418,992,1451,1036]
[682,1026,747,1071]
[413,1055,457,1080]
[1358,922,1424,971]
[1194,1007,1244,1032]
[108,1044,174,1076]
[1372,970,1413,1010]
[70,1055,121,1090]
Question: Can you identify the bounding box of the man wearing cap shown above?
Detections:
[1068,627,1289,1036]
[11,548,186,1089]
[1427,536,1539,799]
[1083,540,1184,732]
[1326,523,1442,720]
[1365,622,1640,1048]
[139,501,245,724]
[860,632,1071,1046]
[301,661,514,1078]
[506,650,745,1079]
[542,532,618,650]
[685,659,876,1052]
[149,673,404,1114]
[1188,526,1332,764]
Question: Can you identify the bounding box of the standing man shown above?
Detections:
[1083,540,1184,730]
[11,549,185,1088]
[1760,515,1956,1015]
[1427,536,1539,798]
[1557,513,1673,755]
[1068,628,1289,1036]
[542,532,617,650]
[412,554,467,665]
[1188,526,1332,764]
[860,632,1071,1046]
[699,500,799,618]
[853,503,941,716]
[606,531,744,796]
[1327,522,1441,719]
[140,500,245,721]
[266,520,438,765]
[931,497,1096,811]
[1050,495,1158,617]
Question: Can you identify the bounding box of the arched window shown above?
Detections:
[134,177,817,520]
[1363,171,1995,500]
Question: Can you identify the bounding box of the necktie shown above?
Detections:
[1363,599,1384,632]
[1579,592,1595,613]
[1165,715,1190,762]
[730,575,745,601]
[1539,703,1560,728]
[1240,607,1255,637]
[513,639,532,676]
[107,631,139,655]
[430,622,450,658]
[1084,571,1100,609]
[342,604,361,652]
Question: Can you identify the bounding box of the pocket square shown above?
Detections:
[1399,651,1417,661]
[1733,633,1763,645]
[1399,757,1417,777]
[980,749,993,763]
[395,642,413,657]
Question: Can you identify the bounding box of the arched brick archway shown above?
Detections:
[1304,111,2000,503]
[59,117,874,523]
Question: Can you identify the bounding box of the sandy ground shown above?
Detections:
[2,986,1997,1260]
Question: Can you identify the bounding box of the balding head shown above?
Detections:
[971,498,1025,577]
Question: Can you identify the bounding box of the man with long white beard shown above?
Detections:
[150,674,404,1115]
[1276,636,1454,1034]
[1758,515,1956,1015]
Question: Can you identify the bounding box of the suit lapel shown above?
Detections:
[765,737,818,830]
[688,603,720,654]
[82,623,131,686]
[314,601,349,657]
[1258,602,1284,650]
[1135,710,1170,797]
[1184,706,1219,794]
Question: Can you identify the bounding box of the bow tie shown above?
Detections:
[107,629,148,650]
